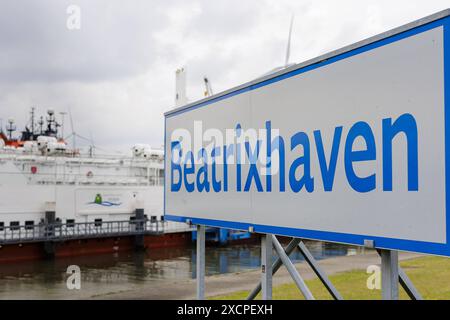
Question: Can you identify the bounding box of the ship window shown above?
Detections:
[10,221,20,231]
[0,222,3,231]
[129,216,136,225]
[25,221,34,230]
[160,216,164,222]
[66,219,75,228]
[94,219,102,227]
[150,216,157,223]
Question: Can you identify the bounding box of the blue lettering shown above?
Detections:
[289,132,314,193]
[266,121,286,192]
[314,127,343,191]
[196,148,210,192]
[170,114,419,195]
[244,140,263,192]
[211,146,221,192]
[344,122,376,193]
[236,124,242,192]
[183,151,195,192]
[223,144,234,192]
[382,114,418,191]
[170,141,182,192]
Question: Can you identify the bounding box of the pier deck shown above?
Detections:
[0,219,190,245]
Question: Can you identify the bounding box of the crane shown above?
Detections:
[203,77,213,97]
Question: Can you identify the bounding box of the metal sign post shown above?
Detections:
[196,225,205,300]
[380,249,399,300]
[261,234,273,300]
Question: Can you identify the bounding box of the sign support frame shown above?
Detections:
[194,227,423,300]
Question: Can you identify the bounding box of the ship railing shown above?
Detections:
[0,219,175,244]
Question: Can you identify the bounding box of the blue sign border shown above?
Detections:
[165,16,450,257]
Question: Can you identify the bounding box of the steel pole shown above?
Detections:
[196,225,205,300]
[261,234,273,300]
[376,249,422,300]
[380,249,399,300]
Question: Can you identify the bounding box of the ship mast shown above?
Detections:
[30,107,35,140]
[38,116,44,135]
[6,119,16,140]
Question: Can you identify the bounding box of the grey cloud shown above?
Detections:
[0,0,167,83]
[0,0,449,153]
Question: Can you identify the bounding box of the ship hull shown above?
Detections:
[0,232,192,263]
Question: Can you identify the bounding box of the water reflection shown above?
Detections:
[0,241,359,299]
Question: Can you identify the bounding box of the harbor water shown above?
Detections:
[0,241,359,299]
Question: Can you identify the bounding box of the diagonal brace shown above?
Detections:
[272,235,315,300]
[398,267,422,300]
[247,237,343,300]
[297,241,343,300]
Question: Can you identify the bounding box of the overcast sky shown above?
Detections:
[0,0,448,154]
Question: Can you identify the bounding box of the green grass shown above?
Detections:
[211,256,450,300]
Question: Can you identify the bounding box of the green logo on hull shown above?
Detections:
[94,194,102,204]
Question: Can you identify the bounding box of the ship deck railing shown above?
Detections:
[0,219,192,244]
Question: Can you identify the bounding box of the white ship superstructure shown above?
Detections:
[0,109,188,236]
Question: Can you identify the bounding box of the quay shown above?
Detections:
[0,217,193,262]
[92,250,421,300]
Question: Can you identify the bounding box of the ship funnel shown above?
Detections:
[175,67,187,108]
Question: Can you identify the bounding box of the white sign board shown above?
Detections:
[165,12,450,256]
